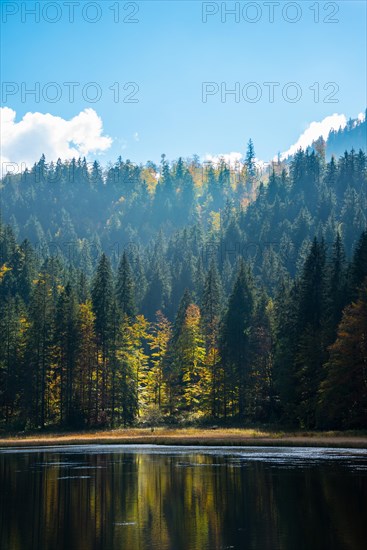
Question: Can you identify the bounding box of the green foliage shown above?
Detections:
[318,280,367,428]
[1,146,366,429]
[220,261,255,418]
[116,251,136,318]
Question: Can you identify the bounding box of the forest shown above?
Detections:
[0,135,366,431]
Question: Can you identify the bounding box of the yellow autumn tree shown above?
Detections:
[147,311,172,410]
[318,281,367,429]
[116,314,149,423]
[0,263,12,281]
[178,304,208,414]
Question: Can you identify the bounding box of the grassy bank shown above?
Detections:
[1,428,367,449]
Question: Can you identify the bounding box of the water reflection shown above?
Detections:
[1,446,367,550]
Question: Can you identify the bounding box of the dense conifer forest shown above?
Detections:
[0,139,366,430]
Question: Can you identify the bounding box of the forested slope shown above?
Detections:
[0,143,366,430]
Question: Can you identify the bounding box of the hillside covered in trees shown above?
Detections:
[0,142,366,431]
[325,111,367,159]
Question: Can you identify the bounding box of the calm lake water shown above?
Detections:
[1,445,367,550]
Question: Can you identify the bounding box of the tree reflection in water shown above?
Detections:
[1,447,367,550]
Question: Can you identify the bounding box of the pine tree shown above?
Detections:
[17,239,36,303]
[295,238,327,428]
[349,230,367,300]
[109,297,121,427]
[266,169,279,204]
[164,289,192,414]
[77,271,89,303]
[201,261,222,416]
[116,251,136,318]
[76,300,97,425]
[142,260,169,321]
[90,160,103,189]
[55,283,79,426]
[91,253,113,417]
[0,297,26,425]
[133,252,147,310]
[245,139,256,179]
[248,294,274,422]
[220,261,254,418]
[325,232,347,344]
[27,273,55,428]
[273,280,300,424]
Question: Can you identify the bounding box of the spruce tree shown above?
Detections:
[220,261,254,418]
[245,139,256,179]
[201,261,222,416]
[91,253,114,417]
[295,238,327,428]
[349,230,367,300]
[273,280,299,424]
[27,273,55,428]
[55,283,79,426]
[164,289,192,414]
[325,232,347,343]
[116,251,136,318]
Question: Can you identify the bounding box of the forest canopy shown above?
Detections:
[0,140,366,430]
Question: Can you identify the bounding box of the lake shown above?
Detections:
[1,445,367,549]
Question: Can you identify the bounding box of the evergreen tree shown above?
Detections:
[0,297,26,425]
[273,280,299,424]
[116,251,136,318]
[26,273,55,428]
[220,261,254,418]
[164,290,192,414]
[349,230,367,300]
[201,261,222,416]
[76,300,97,425]
[325,232,347,343]
[91,253,113,416]
[295,238,327,427]
[245,139,256,179]
[55,283,79,426]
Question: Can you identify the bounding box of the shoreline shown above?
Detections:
[1,428,367,449]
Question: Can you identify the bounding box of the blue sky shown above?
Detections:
[1,0,366,167]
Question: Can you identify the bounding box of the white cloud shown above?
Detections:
[203,152,267,173]
[0,107,112,173]
[277,113,347,161]
[133,131,140,142]
[203,151,243,168]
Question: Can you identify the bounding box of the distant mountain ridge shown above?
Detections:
[324,110,366,159]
